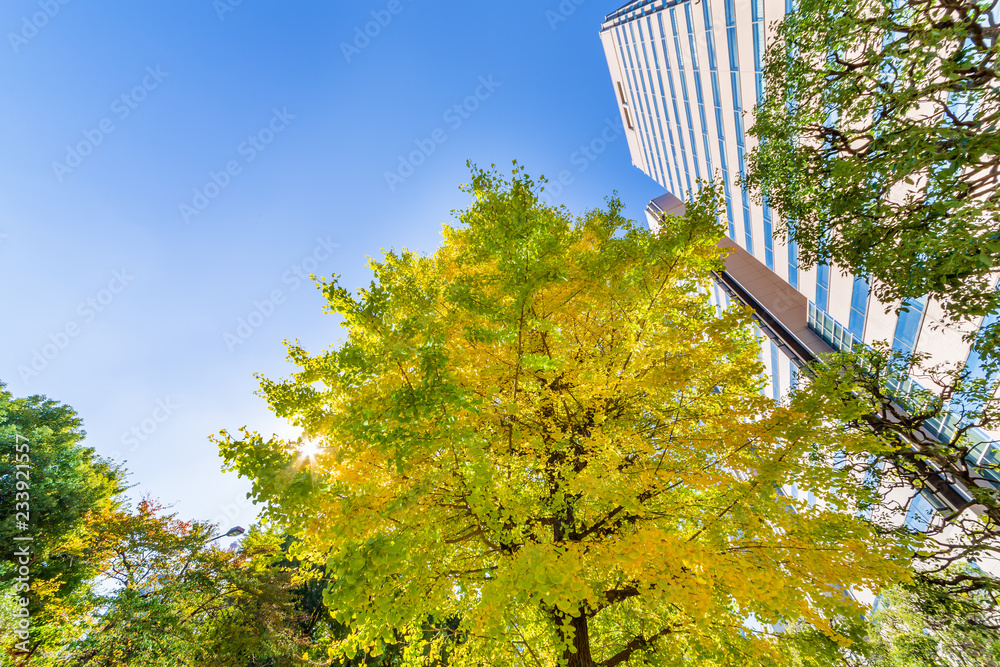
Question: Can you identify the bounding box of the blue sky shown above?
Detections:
[0,0,662,530]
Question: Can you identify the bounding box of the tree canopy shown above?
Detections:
[219,166,917,667]
[745,0,1000,355]
[0,382,126,662]
[807,345,1000,538]
[744,2,1000,651]
[0,384,349,666]
[839,564,1000,667]
[49,501,314,667]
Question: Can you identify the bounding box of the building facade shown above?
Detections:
[599,0,998,531]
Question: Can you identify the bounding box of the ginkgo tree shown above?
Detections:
[218,166,917,667]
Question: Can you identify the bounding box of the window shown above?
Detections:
[726,26,739,71]
[616,27,661,188]
[787,236,799,289]
[858,455,881,520]
[770,340,780,400]
[655,14,692,194]
[713,281,724,315]
[752,0,765,102]
[904,492,936,533]
[848,275,869,342]
[950,309,1000,416]
[631,22,669,187]
[670,8,701,182]
[815,262,830,313]
[965,310,1000,382]
[685,3,713,180]
[644,16,683,194]
[701,1,736,239]
[763,197,775,271]
[892,297,927,356]
[723,0,755,254]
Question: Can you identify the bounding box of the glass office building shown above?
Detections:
[600,0,999,529]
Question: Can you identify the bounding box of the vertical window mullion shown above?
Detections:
[685,3,713,182]
[702,0,737,239]
[636,20,672,191]
[646,15,684,194]
[670,7,701,183]
[656,13,693,195]
[628,23,666,187]
[617,27,660,185]
[723,0,755,254]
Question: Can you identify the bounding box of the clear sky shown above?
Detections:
[0,0,662,530]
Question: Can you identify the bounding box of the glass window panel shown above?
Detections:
[892,297,926,355]
[904,493,934,532]
[788,237,799,289]
[770,340,780,400]
[816,263,830,312]
[849,276,869,341]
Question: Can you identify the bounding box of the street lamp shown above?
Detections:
[206,526,245,544]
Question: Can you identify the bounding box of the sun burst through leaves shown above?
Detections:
[298,439,320,460]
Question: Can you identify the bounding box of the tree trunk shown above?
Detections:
[561,613,596,667]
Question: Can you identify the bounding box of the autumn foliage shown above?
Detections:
[219,167,914,666]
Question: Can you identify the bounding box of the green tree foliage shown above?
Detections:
[0,383,125,591]
[218,166,917,667]
[851,565,1000,666]
[799,345,1000,667]
[745,2,1000,649]
[0,383,345,666]
[48,501,313,666]
[277,536,408,667]
[807,346,1000,534]
[0,382,125,660]
[745,0,1000,355]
